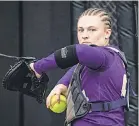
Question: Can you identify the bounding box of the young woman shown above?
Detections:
[30,8,127,126]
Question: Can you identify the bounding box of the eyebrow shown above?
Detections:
[78,26,97,29]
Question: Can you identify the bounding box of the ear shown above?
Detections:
[105,28,112,39]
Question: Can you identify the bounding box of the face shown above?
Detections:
[77,15,111,46]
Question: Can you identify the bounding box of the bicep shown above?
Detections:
[76,45,114,70]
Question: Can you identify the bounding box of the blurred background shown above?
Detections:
[0,1,138,126]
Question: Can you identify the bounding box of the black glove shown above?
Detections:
[2,56,49,104]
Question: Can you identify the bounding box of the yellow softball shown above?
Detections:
[49,94,67,113]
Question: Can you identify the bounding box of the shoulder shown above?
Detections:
[97,45,123,58]
[99,45,122,70]
[103,45,121,52]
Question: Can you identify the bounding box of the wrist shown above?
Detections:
[56,84,68,92]
[30,63,41,78]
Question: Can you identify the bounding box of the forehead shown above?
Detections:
[77,15,104,28]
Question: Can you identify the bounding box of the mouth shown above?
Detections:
[82,42,91,44]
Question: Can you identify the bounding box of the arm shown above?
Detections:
[34,44,114,75]
[56,65,77,87]
[46,66,76,107]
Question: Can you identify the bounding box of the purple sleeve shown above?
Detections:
[34,53,58,74]
[34,44,114,74]
[57,65,76,87]
[75,44,114,70]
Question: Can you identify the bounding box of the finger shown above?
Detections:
[46,96,52,108]
[46,93,54,108]
[55,93,60,104]
[46,96,50,108]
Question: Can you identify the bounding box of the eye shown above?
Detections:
[88,28,96,32]
[78,28,84,32]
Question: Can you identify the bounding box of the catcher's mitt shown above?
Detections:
[1,55,49,104]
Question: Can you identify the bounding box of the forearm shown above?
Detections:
[34,53,58,74]
[57,65,77,87]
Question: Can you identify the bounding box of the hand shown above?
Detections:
[46,84,68,108]
[29,63,41,78]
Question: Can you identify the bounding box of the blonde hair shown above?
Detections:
[79,8,112,29]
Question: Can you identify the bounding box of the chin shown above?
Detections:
[81,43,92,45]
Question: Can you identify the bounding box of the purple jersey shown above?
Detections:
[34,44,126,126]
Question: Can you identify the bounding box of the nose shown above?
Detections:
[82,36,88,40]
[82,31,89,40]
